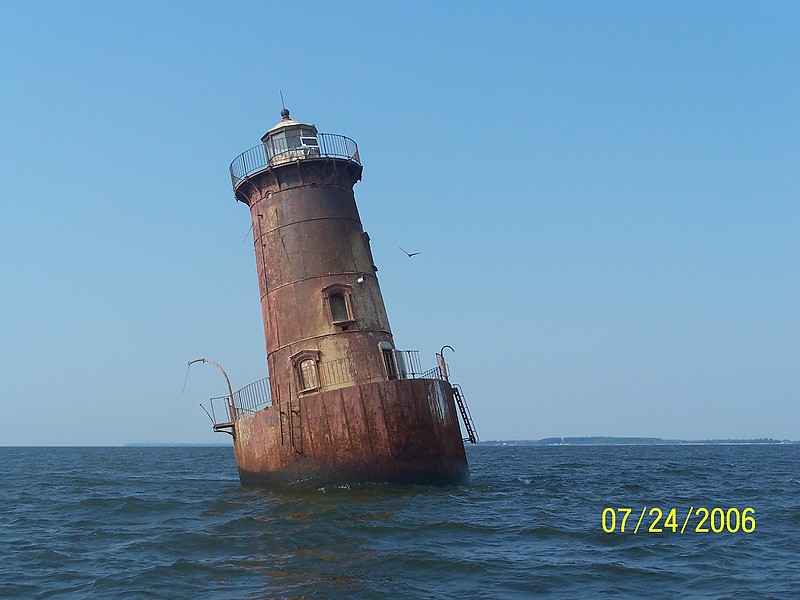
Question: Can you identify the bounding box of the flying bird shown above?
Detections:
[399,247,421,257]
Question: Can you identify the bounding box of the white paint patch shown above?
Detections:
[426,380,452,426]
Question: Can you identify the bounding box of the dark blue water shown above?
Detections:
[1,445,798,598]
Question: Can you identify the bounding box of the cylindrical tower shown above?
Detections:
[226,110,471,485]
[235,110,396,405]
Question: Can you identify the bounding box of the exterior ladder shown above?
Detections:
[452,383,478,444]
[279,384,303,454]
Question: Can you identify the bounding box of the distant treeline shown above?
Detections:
[478,437,797,446]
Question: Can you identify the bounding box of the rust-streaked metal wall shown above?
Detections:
[237,158,395,407]
[234,378,469,486]
[227,114,470,485]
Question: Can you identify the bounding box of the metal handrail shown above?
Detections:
[231,377,271,418]
[419,366,443,380]
[230,132,360,190]
[315,350,440,391]
[202,352,447,427]
[206,377,271,425]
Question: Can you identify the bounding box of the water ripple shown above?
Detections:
[1,445,799,598]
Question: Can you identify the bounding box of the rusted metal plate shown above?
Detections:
[242,159,393,394]
[225,126,471,486]
[234,378,469,486]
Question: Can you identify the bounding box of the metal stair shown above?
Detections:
[452,384,478,444]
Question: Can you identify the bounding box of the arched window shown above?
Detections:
[290,349,321,393]
[322,284,354,328]
[299,359,319,391]
[329,293,349,322]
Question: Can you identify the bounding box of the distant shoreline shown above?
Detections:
[478,437,798,446]
[3,439,796,448]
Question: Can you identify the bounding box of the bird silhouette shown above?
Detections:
[399,247,421,257]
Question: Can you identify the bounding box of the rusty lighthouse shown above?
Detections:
[212,109,476,485]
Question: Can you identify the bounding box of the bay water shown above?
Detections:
[2,444,798,598]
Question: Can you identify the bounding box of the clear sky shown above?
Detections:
[0,1,797,445]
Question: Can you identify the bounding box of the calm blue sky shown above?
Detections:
[1,1,797,445]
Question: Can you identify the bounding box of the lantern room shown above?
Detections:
[260,108,320,166]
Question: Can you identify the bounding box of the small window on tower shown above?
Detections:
[379,341,399,381]
[286,131,302,150]
[299,359,319,392]
[268,132,287,157]
[291,349,321,393]
[322,284,354,327]
[330,293,349,323]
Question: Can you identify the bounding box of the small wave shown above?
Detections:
[3,444,799,598]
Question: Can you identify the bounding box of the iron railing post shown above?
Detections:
[188,357,235,423]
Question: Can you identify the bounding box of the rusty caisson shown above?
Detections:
[202,109,477,486]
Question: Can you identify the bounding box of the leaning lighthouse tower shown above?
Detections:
[221,109,475,485]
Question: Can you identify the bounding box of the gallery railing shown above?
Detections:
[230,132,360,190]
[317,349,438,390]
[202,350,448,427]
[204,377,272,428]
